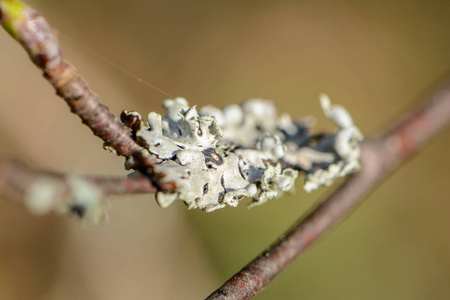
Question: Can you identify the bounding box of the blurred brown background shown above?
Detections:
[1,0,450,299]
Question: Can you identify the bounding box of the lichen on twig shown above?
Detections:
[122,96,363,212]
[2,0,450,298]
[0,0,363,215]
[0,158,157,224]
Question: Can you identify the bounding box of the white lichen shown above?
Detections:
[57,174,107,225]
[25,173,107,224]
[123,95,363,212]
[25,177,62,215]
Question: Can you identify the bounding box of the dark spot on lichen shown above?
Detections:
[202,148,223,166]
[206,164,216,170]
[203,183,209,195]
[220,175,225,187]
[70,204,85,218]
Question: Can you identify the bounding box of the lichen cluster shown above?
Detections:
[25,174,106,225]
[123,96,362,212]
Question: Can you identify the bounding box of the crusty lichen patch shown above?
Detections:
[122,96,363,212]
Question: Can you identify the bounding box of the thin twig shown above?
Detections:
[0,157,157,208]
[206,81,450,299]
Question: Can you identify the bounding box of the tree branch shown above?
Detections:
[206,81,450,299]
[0,0,140,157]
